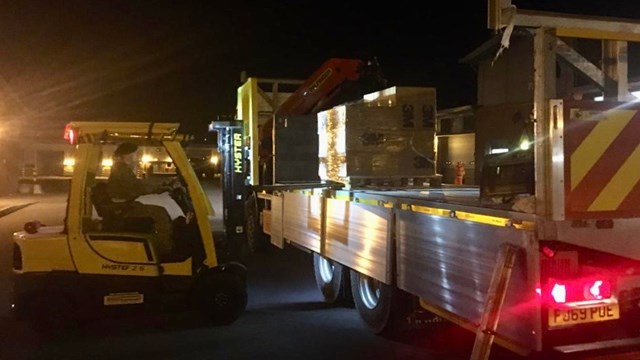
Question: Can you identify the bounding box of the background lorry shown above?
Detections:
[11,122,247,334]
[211,1,640,358]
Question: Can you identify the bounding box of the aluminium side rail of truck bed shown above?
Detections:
[268,184,539,355]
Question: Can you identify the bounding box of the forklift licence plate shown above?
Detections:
[549,304,619,327]
[104,292,144,306]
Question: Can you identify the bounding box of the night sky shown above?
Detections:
[1,1,640,136]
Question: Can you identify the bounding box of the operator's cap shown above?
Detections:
[113,142,138,156]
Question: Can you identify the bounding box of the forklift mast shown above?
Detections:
[212,120,247,254]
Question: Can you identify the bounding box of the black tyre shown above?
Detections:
[350,270,410,336]
[25,293,76,337]
[245,193,269,253]
[190,270,247,325]
[313,253,353,306]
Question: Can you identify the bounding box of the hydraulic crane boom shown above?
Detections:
[274,58,367,117]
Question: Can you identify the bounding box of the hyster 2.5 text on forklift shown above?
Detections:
[11,121,247,334]
[213,2,640,359]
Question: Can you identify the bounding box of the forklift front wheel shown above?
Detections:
[24,292,76,337]
[190,268,247,325]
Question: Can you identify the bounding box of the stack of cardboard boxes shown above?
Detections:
[318,86,437,187]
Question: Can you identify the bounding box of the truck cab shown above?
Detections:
[11,121,247,334]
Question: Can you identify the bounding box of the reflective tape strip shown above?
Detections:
[570,109,634,190]
[589,146,640,211]
[404,204,533,230]
[355,198,393,208]
[455,211,511,227]
[409,205,452,217]
[512,221,536,231]
[566,105,640,217]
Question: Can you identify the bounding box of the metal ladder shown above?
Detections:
[470,243,521,360]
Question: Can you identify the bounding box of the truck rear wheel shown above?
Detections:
[190,270,247,325]
[350,270,409,336]
[313,253,353,306]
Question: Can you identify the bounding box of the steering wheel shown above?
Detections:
[169,184,194,215]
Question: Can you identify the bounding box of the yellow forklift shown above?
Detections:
[11,122,247,334]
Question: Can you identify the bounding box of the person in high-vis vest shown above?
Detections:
[454,161,466,185]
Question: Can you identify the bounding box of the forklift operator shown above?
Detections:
[107,142,176,259]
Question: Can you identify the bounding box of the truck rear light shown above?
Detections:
[545,278,613,305]
[542,246,556,258]
[587,280,611,300]
[551,283,567,303]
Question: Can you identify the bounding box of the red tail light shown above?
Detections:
[542,246,556,258]
[545,278,612,304]
[587,280,611,300]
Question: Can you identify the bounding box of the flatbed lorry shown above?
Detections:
[212,2,640,359]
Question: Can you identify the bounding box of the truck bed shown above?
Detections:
[270,183,539,353]
[359,185,482,205]
[348,184,536,223]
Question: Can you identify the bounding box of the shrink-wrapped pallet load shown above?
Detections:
[318,86,437,188]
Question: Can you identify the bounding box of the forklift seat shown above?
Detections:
[91,182,121,218]
[90,182,154,233]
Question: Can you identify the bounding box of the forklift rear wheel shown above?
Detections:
[191,270,247,325]
[313,253,353,306]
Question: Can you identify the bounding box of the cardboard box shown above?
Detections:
[274,114,319,183]
[318,86,437,187]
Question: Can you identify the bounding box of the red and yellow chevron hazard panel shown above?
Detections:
[564,101,640,219]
